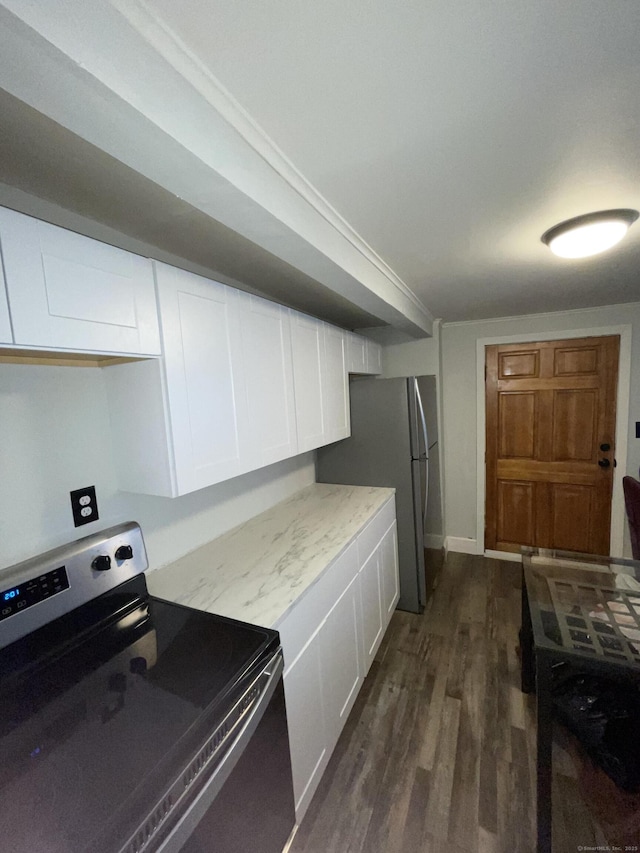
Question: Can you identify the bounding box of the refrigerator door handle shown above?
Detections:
[413,379,430,529]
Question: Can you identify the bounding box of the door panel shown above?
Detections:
[497,481,535,546]
[499,392,536,458]
[486,335,619,555]
[551,484,595,552]
[552,389,597,461]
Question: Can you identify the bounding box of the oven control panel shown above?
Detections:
[0,522,147,650]
[0,567,70,623]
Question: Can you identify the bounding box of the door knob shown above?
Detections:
[598,458,611,468]
[600,443,611,452]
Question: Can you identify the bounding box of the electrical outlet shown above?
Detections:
[70,485,99,527]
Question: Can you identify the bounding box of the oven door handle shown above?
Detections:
[154,649,285,853]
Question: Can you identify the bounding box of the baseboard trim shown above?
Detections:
[484,549,522,563]
[444,536,481,555]
[424,534,444,550]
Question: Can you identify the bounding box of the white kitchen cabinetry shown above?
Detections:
[290,311,325,451]
[347,332,367,373]
[0,207,160,355]
[322,323,350,443]
[277,499,397,822]
[346,332,382,375]
[106,263,248,496]
[366,339,382,374]
[235,291,298,469]
[380,522,400,619]
[320,574,363,752]
[359,546,384,675]
[0,260,12,344]
[283,634,327,820]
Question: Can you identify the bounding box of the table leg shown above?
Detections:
[536,652,553,853]
[521,568,535,694]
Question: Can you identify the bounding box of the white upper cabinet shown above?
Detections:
[347,332,367,373]
[155,263,247,494]
[346,331,382,375]
[366,339,383,374]
[107,263,249,497]
[0,258,13,344]
[235,291,298,469]
[321,323,350,443]
[0,207,160,355]
[290,311,325,452]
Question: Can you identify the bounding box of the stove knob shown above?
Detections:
[115,545,134,562]
[91,554,111,572]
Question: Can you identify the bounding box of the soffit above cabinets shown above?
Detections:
[0,1,433,338]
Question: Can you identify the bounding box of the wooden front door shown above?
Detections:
[485,335,619,555]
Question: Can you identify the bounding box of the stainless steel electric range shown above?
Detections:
[0,522,296,853]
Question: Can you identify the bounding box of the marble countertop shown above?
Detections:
[147,483,394,629]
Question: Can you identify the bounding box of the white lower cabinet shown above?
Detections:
[280,497,398,823]
[380,522,401,619]
[359,546,384,675]
[320,574,363,752]
[283,634,327,819]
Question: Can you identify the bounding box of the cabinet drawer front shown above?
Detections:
[0,208,160,354]
[277,540,358,671]
[357,496,396,566]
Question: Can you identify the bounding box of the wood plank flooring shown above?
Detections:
[290,552,612,853]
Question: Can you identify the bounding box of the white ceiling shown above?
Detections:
[143,0,640,321]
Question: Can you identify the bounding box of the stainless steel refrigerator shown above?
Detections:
[316,376,430,614]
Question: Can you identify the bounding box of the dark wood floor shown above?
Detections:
[290,552,612,853]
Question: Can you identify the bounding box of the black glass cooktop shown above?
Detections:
[0,575,278,853]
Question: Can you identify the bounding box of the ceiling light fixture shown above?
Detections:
[541,209,639,259]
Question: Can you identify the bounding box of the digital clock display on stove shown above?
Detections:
[0,566,70,621]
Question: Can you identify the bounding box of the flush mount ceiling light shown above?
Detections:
[541,209,639,259]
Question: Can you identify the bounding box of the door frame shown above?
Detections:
[476,324,632,559]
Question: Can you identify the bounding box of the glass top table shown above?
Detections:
[520,547,640,853]
[523,547,640,668]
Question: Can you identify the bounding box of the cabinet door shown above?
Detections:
[0,257,12,344]
[347,332,367,373]
[366,339,382,374]
[320,575,363,752]
[290,311,325,451]
[235,291,298,469]
[0,207,160,354]
[155,263,248,495]
[379,522,400,625]
[322,324,350,443]
[283,634,327,820]
[359,547,383,676]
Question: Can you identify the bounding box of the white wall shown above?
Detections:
[380,320,440,379]
[0,363,315,570]
[441,302,640,555]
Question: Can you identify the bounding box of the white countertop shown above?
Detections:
[147,483,394,629]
